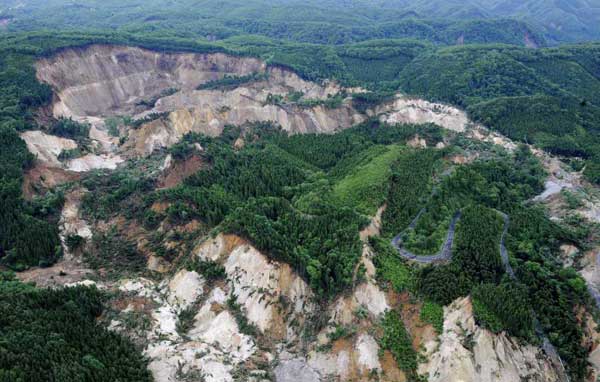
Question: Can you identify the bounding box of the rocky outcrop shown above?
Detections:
[59,188,93,245]
[166,270,205,311]
[103,234,316,382]
[67,153,124,172]
[114,276,257,382]
[419,297,560,382]
[20,129,124,172]
[534,157,579,202]
[104,231,403,382]
[197,235,314,338]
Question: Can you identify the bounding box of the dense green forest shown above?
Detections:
[0,272,151,381]
[0,0,549,46]
[3,0,599,44]
[0,50,62,270]
[399,44,600,181]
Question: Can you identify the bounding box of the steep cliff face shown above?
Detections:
[419,297,559,382]
[34,44,484,159]
[107,234,315,382]
[36,45,266,117]
[36,44,363,150]
[110,230,407,382]
[101,218,565,382]
[123,87,362,155]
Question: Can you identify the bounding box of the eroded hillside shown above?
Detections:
[36,45,360,147]
[13,44,600,382]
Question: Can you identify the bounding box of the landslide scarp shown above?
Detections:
[36,45,266,117]
[30,44,481,166]
[35,44,362,145]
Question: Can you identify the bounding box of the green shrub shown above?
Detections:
[371,236,416,293]
[49,118,90,140]
[420,301,444,334]
[187,258,226,282]
[380,311,418,378]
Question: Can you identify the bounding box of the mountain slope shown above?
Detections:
[365,0,600,43]
[2,0,598,43]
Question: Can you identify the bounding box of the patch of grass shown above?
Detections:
[332,145,404,215]
[328,324,356,342]
[471,295,504,333]
[264,93,284,106]
[126,112,169,129]
[197,72,267,91]
[176,306,197,336]
[297,93,345,109]
[561,189,584,209]
[402,217,451,256]
[105,117,121,137]
[186,258,226,282]
[86,227,146,277]
[58,147,85,161]
[119,310,153,339]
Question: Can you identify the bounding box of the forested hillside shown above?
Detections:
[0,272,151,381]
[398,43,600,182]
[2,30,600,188]
[379,0,600,44]
[2,0,599,44]
[0,29,598,271]
[0,0,546,46]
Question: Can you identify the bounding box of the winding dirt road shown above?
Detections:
[391,211,461,263]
